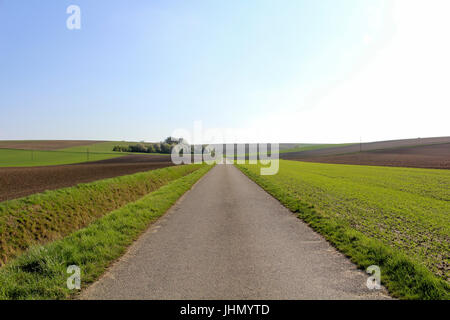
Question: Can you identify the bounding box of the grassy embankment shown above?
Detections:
[0,164,204,265]
[0,164,212,299]
[236,160,449,300]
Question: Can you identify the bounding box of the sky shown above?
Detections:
[0,0,449,143]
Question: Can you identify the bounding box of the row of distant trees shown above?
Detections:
[113,137,185,154]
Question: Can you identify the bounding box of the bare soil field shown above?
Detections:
[0,140,103,150]
[289,143,450,169]
[0,155,172,201]
[281,136,450,159]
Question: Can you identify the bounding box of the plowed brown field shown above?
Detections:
[287,143,450,169]
[0,155,172,201]
[281,136,450,159]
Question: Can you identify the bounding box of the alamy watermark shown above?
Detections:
[170,121,279,175]
[66,5,81,30]
[366,265,381,290]
[67,265,81,290]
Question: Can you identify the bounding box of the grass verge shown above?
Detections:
[0,164,212,300]
[236,162,449,300]
[0,164,202,266]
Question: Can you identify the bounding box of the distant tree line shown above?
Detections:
[112,137,185,154]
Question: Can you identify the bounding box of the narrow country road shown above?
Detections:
[82,164,390,299]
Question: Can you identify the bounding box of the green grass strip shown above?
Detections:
[0,164,212,300]
[0,164,201,266]
[236,164,449,300]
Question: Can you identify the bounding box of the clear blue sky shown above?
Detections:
[4,0,446,143]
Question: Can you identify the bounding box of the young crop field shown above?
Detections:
[236,160,450,299]
[279,143,355,154]
[0,148,121,167]
[0,141,169,168]
[61,141,137,153]
[61,141,169,155]
[0,140,102,151]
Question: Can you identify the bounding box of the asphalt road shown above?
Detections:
[82,164,390,299]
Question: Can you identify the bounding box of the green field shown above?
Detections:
[0,141,170,167]
[237,160,449,299]
[279,143,355,153]
[0,148,121,167]
[62,141,169,155]
[61,141,136,153]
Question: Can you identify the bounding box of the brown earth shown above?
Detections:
[281,136,450,159]
[288,143,450,169]
[0,140,103,150]
[0,154,173,202]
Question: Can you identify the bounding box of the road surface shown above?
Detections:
[82,164,390,299]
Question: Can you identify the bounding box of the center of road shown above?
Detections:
[82,164,390,300]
